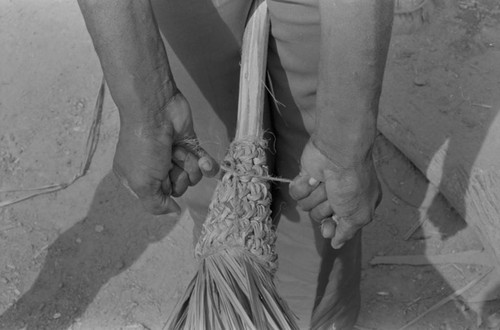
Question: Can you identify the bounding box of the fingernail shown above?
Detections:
[331,241,345,250]
[308,177,319,186]
[320,218,336,238]
[199,157,212,171]
[168,201,182,215]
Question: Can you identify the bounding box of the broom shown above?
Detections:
[164,1,299,329]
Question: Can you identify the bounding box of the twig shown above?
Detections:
[33,244,49,259]
[398,268,493,330]
[471,103,492,109]
[403,214,429,240]
[403,183,439,240]
[370,250,491,267]
[0,183,61,194]
[0,77,105,208]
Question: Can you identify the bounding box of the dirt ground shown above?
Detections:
[1,0,499,329]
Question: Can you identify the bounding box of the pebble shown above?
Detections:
[75,237,82,244]
[94,225,104,233]
[53,313,61,319]
[413,76,428,86]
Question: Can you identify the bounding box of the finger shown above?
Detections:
[321,217,337,239]
[176,139,219,178]
[330,217,360,249]
[309,200,334,223]
[198,156,219,178]
[297,183,328,211]
[172,146,202,185]
[168,164,190,197]
[289,174,320,201]
[141,181,181,215]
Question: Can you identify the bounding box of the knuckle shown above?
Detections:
[172,185,188,197]
[296,199,309,211]
[309,211,322,222]
[310,203,333,222]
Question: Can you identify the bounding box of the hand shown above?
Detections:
[113,93,219,215]
[289,140,381,249]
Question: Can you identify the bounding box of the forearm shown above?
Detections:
[78,0,176,127]
[313,0,393,169]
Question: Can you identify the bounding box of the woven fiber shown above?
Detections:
[195,138,277,272]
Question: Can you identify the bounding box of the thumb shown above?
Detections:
[175,138,219,177]
[198,156,219,177]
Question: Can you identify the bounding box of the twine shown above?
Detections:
[220,164,292,184]
[175,137,292,184]
[195,138,278,273]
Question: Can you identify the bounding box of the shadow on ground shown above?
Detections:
[0,173,180,330]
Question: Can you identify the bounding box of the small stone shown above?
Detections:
[75,99,86,111]
[413,76,428,86]
[75,238,82,244]
[376,291,390,296]
[53,313,61,319]
[94,225,104,233]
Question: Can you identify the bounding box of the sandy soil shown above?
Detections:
[0,0,499,329]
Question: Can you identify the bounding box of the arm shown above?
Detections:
[78,0,175,127]
[314,0,393,167]
[78,0,217,214]
[290,0,393,248]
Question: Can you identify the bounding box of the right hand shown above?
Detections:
[113,92,219,215]
[289,140,381,249]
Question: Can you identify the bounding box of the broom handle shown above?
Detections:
[235,0,270,141]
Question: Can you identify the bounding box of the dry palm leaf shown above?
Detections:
[164,1,298,329]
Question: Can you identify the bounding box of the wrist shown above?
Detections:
[117,77,178,129]
[310,136,373,171]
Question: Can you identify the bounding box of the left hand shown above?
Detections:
[289,140,381,249]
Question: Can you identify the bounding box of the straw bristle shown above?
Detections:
[166,249,298,330]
